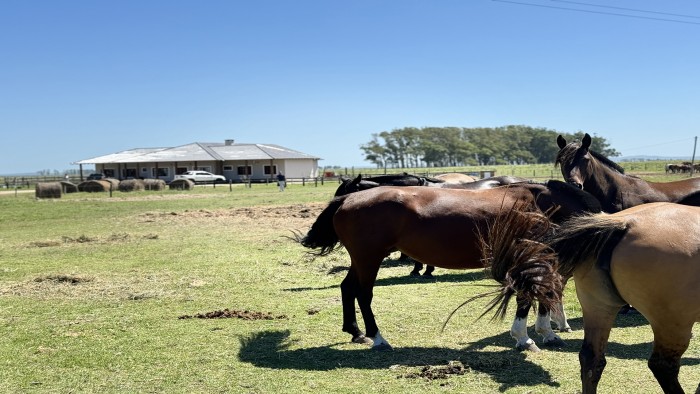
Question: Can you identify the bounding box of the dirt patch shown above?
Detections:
[138,203,326,230]
[400,361,467,381]
[178,308,288,320]
[34,274,93,284]
[28,233,159,248]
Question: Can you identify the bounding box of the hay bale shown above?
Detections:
[60,181,78,193]
[118,179,145,192]
[143,179,166,191]
[36,182,62,199]
[169,179,195,190]
[104,178,120,189]
[78,180,111,192]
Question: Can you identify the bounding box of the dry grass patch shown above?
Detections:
[0,271,197,302]
[27,233,158,248]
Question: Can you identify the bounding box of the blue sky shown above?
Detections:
[2,0,700,174]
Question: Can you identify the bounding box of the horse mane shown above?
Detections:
[555,142,625,174]
[545,214,629,277]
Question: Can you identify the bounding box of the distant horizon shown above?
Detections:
[2,155,698,178]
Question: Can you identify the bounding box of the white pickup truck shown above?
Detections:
[174,171,226,184]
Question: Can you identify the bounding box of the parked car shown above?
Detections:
[174,171,226,184]
[86,173,106,180]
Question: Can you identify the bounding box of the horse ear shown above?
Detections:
[557,135,567,149]
[581,134,592,150]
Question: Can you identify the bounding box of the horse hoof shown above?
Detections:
[516,343,541,352]
[352,335,373,345]
[371,343,393,351]
[543,338,567,348]
[559,327,573,333]
[409,272,421,277]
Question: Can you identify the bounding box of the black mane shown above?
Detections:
[555,142,625,175]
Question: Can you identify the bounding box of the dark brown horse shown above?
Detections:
[335,174,529,277]
[556,133,700,212]
[299,180,601,351]
[482,202,700,394]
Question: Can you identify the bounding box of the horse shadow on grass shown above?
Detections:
[285,268,489,293]
[238,329,561,392]
[465,314,700,366]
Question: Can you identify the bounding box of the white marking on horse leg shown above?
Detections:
[535,312,566,347]
[511,317,539,352]
[551,301,572,332]
[371,331,393,351]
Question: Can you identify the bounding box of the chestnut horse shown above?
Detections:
[556,133,700,212]
[483,202,700,393]
[299,180,601,351]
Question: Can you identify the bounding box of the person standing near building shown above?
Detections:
[276,172,286,191]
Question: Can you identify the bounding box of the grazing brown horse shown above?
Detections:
[556,133,700,212]
[299,180,601,351]
[482,202,700,394]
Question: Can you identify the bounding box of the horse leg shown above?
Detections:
[552,278,573,332]
[422,265,435,278]
[510,296,540,352]
[535,302,566,348]
[647,321,693,394]
[409,260,422,276]
[578,301,620,393]
[340,268,372,345]
[355,262,392,351]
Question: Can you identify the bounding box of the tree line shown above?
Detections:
[360,125,620,168]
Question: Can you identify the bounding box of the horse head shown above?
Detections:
[556,134,625,193]
[556,133,593,189]
[334,175,381,196]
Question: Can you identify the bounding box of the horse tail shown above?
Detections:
[547,213,629,278]
[479,202,563,320]
[297,195,347,256]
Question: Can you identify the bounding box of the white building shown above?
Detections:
[73,139,321,182]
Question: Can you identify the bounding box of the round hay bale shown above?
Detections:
[118,179,146,192]
[169,179,195,190]
[60,181,78,193]
[104,178,120,188]
[36,182,62,199]
[143,179,166,191]
[78,180,111,192]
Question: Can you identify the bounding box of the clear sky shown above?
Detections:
[2,0,700,174]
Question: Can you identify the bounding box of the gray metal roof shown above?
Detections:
[73,142,321,165]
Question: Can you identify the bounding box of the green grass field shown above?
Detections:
[1,171,698,393]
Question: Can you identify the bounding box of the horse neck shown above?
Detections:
[583,160,653,212]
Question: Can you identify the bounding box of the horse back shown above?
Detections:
[650,177,700,205]
[333,186,537,269]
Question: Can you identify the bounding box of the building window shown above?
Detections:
[264,165,277,175]
[176,167,188,175]
[124,168,138,179]
[237,166,251,175]
[223,165,233,171]
[197,166,212,172]
[152,168,169,177]
[103,169,115,177]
